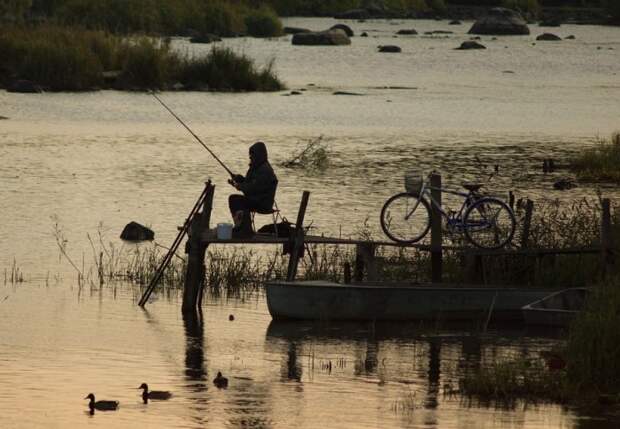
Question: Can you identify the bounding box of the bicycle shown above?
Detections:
[380,172,516,249]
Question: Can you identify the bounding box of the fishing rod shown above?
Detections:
[151,91,235,178]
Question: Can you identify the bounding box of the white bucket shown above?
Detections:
[216,223,233,240]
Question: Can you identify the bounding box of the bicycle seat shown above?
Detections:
[462,182,483,192]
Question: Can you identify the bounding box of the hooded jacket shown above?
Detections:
[237,142,278,212]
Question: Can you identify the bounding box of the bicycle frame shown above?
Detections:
[405,181,480,230]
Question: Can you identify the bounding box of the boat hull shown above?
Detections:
[266,280,556,321]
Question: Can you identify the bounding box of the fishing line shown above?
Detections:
[151,91,235,178]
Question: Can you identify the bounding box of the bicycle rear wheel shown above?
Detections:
[463,197,516,249]
[380,193,432,243]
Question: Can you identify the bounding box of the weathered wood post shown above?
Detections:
[520,199,534,249]
[286,191,310,281]
[355,243,378,282]
[183,183,214,313]
[430,172,442,283]
[601,198,614,278]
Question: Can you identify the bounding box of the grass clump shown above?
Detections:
[565,280,620,395]
[571,133,620,183]
[179,47,282,91]
[0,25,284,91]
[244,6,282,38]
[461,357,572,405]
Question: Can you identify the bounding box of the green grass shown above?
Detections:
[0,25,284,91]
[571,133,620,183]
[566,279,620,394]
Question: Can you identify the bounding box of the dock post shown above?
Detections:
[183,183,214,313]
[601,198,614,278]
[520,199,534,249]
[355,243,378,282]
[286,191,310,281]
[430,172,442,283]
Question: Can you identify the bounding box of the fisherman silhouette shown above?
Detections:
[228,142,278,237]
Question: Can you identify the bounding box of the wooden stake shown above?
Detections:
[182,184,214,313]
[430,173,442,283]
[521,199,534,249]
[286,191,310,281]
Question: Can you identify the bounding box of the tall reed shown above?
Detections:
[571,132,620,183]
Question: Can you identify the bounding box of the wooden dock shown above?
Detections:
[138,175,616,315]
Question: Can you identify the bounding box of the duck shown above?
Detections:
[84,393,119,411]
[138,383,172,402]
[213,372,228,389]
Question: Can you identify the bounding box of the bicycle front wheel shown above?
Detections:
[380,193,432,243]
[463,197,516,249]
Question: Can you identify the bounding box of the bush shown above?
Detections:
[117,38,178,90]
[201,0,245,36]
[0,25,285,92]
[244,7,282,38]
[571,132,620,183]
[178,47,283,91]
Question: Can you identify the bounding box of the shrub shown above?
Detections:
[178,46,283,91]
[201,0,245,36]
[244,6,282,38]
[117,38,178,90]
[571,132,620,183]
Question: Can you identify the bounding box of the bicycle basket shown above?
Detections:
[404,171,424,195]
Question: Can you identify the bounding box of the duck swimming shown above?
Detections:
[213,372,228,389]
[138,383,172,402]
[84,393,119,411]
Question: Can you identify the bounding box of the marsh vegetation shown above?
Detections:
[0,25,283,91]
[571,132,620,184]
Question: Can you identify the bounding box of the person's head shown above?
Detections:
[249,141,268,166]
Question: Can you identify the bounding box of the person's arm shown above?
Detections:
[238,166,274,195]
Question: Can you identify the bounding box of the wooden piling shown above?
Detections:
[521,199,534,249]
[286,191,310,281]
[183,184,214,313]
[430,173,442,283]
[601,198,614,277]
[356,243,378,282]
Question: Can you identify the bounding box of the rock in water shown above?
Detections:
[330,24,354,37]
[455,41,486,50]
[7,80,43,93]
[378,45,401,53]
[292,30,351,46]
[468,8,530,35]
[536,33,562,41]
[553,178,577,190]
[120,222,155,241]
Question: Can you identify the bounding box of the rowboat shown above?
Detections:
[266,280,557,321]
[521,288,589,327]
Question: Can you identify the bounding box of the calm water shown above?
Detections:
[1,17,620,427]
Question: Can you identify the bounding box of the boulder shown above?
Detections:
[330,24,354,37]
[378,45,401,53]
[283,27,311,35]
[0,116,8,120]
[292,30,351,46]
[361,32,369,37]
[468,8,530,35]
[565,35,576,40]
[190,33,222,44]
[425,30,453,35]
[449,20,462,25]
[536,33,562,41]
[7,80,43,93]
[396,29,418,35]
[120,222,155,241]
[455,41,486,50]
[553,178,577,191]
[333,91,364,96]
